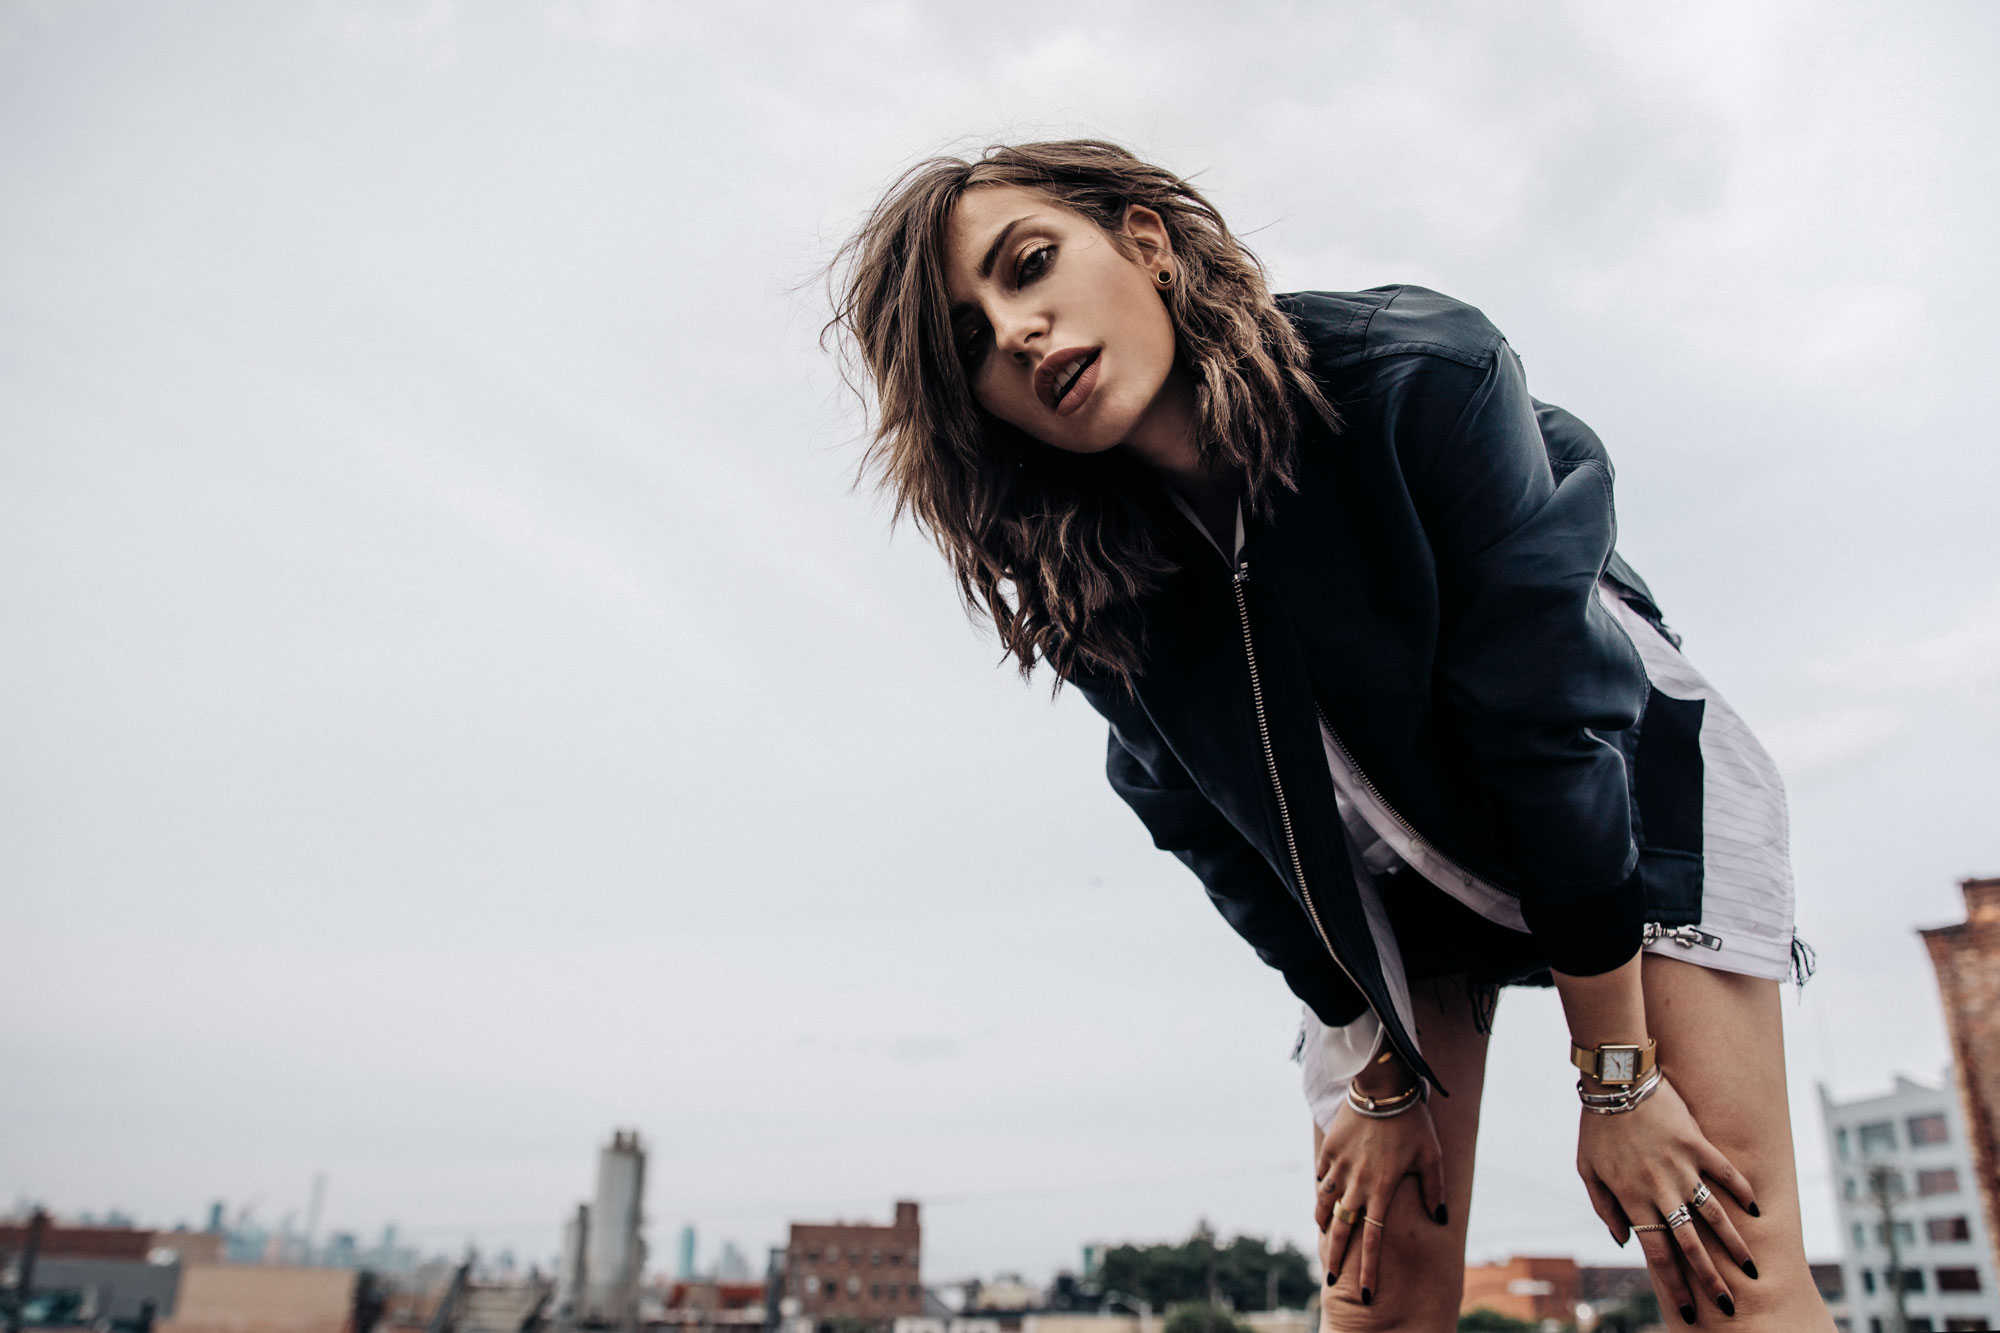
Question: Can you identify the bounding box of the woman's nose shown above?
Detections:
[991,307,1047,360]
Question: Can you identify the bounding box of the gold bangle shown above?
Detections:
[1346,1082,1424,1116]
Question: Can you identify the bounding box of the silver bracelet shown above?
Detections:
[1577,1066,1664,1115]
[1345,1080,1428,1119]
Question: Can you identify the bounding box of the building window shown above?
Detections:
[847,1277,860,1295]
[889,1253,902,1267]
[1838,1127,1852,1161]
[1917,1167,1961,1196]
[1862,1270,1876,1294]
[1853,1221,1867,1250]
[1908,1320,1935,1333]
[1942,1319,1992,1330]
[1899,1268,1927,1293]
[1936,1268,1983,1293]
[1859,1121,1897,1154]
[1928,1216,1972,1242]
[871,1250,882,1266]
[1907,1113,1949,1145]
[805,1277,820,1295]
[1876,1221,1916,1247]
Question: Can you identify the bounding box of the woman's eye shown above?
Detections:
[1017,244,1055,284]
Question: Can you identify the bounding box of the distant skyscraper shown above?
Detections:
[583,1130,646,1331]
[717,1241,749,1283]
[555,1204,589,1327]
[677,1225,696,1281]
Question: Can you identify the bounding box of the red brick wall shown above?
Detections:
[1461,1255,1579,1324]
[0,1225,153,1261]
[1922,876,2000,1280]
[787,1201,922,1327]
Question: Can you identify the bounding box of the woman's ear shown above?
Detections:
[1121,203,1173,270]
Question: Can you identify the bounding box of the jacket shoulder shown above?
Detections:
[1277,285,1505,372]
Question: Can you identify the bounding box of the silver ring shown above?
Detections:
[1691,1182,1712,1209]
[1666,1204,1693,1229]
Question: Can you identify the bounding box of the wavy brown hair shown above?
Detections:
[827,139,1332,684]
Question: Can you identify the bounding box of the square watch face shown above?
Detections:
[1602,1047,1638,1083]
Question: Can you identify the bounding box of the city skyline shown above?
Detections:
[5,0,1997,1279]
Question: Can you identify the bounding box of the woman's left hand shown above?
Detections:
[1577,1074,1761,1322]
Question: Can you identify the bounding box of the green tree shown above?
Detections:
[1590,1292,1660,1333]
[1162,1305,1252,1333]
[1095,1228,1316,1312]
[1456,1311,1537,1333]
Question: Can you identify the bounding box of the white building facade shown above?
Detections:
[1821,1074,2000,1332]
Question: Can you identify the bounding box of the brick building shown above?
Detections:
[785,1200,921,1332]
[1923,875,2000,1279]
[1460,1255,1579,1326]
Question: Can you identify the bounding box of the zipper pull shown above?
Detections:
[1643,922,1724,951]
[1234,558,1250,586]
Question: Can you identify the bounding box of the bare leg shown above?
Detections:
[1637,954,1833,1329]
[1312,978,1491,1333]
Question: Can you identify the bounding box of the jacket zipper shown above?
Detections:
[1230,559,1371,1004]
[1231,545,1714,971]
[1314,703,1502,899]
[1643,921,1723,951]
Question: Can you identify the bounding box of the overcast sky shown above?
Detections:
[4,0,1997,1281]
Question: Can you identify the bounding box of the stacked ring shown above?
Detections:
[1666,1205,1694,1230]
[1691,1182,1713,1209]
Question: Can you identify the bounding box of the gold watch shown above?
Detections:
[1570,1038,1657,1087]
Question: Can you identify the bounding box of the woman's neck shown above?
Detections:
[1121,369,1237,539]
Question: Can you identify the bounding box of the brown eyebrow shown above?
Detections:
[977,214,1036,280]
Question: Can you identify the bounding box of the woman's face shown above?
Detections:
[943,184,1179,455]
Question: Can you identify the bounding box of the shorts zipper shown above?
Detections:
[1643,922,1723,951]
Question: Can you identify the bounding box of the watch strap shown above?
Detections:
[1569,1038,1657,1086]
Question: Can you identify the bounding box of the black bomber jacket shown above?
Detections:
[1068,286,1708,1091]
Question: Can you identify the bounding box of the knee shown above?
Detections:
[1321,1250,1464,1332]
[1320,1288,1459,1333]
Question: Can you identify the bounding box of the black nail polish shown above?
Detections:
[1746,1202,1761,1218]
[1434,1204,1448,1226]
[1360,1289,1371,1307]
[1324,1274,1335,1288]
[1742,1260,1758,1280]
[1679,1304,1696,1325]
[1718,1294,1736,1317]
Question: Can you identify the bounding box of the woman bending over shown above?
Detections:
[829,139,1828,1331]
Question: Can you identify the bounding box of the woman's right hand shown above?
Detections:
[1314,1092,1449,1305]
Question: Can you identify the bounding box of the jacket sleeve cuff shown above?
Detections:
[1519,862,1646,976]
